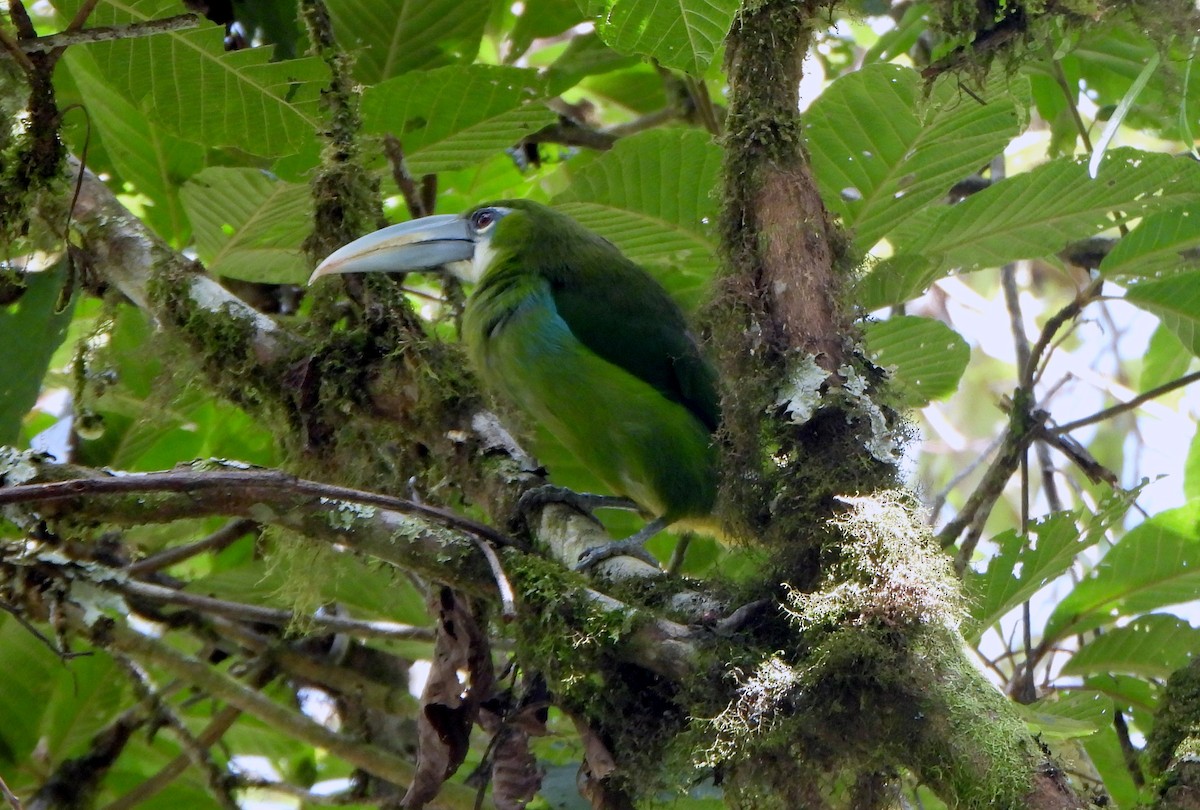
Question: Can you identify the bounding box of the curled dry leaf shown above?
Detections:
[401,588,493,809]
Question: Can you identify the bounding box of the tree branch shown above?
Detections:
[2,14,200,56]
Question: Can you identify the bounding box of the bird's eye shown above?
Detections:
[470,209,497,232]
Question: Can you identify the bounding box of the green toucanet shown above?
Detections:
[310,200,719,567]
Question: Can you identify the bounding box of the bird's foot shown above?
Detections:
[518,485,638,526]
[573,517,668,572]
[574,537,659,570]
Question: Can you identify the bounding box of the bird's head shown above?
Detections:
[310,200,571,286]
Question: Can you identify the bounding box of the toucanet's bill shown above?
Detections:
[311,200,719,567]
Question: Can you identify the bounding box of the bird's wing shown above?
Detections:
[549,262,720,432]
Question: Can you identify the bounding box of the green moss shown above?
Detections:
[1147,661,1200,775]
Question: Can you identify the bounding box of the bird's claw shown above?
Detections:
[573,539,660,571]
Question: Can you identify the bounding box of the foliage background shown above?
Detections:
[2,0,1200,807]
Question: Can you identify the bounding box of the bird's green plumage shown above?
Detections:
[461,200,719,527]
[311,199,721,543]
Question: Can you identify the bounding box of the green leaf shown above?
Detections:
[1017,692,1107,739]
[544,32,642,96]
[553,128,721,307]
[585,0,737,75]
[0,263,73,446]
[181,168,312,284]
[327,0,489,82]
[362,65,555,174]
[964,491,1137,641]
[855,255,938,311]
[1044,503,1200,644]
[1141,324,1194,391]
[1100,203,1200,280]
[1089,51,1160,178]
[1063,614,1200,679]
[509,0,587,62]
[55,0,327,157]
[63,48,203,246]
[891,150,1200,279]
[806,64,1029,250]
[862,316,969,408]
[1186,431,1200,503]
[1125,270,1200,356]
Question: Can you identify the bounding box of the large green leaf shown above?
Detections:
[891,150,1200,280]
[1044,503,1200,644]
[327,0,489,82]
[1124,270,1200,356]
[806,64,1029,250]
[1063,614,1200,680]
[543,32,641,96]
[553,128,721,306]
[1140,324,1193,391]
[1100,203,1200,280]
[584,0,737,75]
[63,48,204,246]
[180,167,312,284]
[862,316,969,408]
[964,491,1136,641]
[362,65,555,174]
[54,0,327,157]
[0,263,73,446]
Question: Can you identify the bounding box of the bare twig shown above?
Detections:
[0,600,90,661]
[0,774,22,810]
[1113,709,1146,788]
[229,776,360,805]
[101,701,249,810]
[1051,59,1094,153]
[111,579,436,642]
[1050,370,1200,434]
[125,519,257,576]
[114,657,238,810]
[382,135,428,219]
[4,14,200,55]
[85,612,477,799]
[64,0,101,32]
[0,25,36,73]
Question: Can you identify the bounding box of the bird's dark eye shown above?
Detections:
[470,209,497,231]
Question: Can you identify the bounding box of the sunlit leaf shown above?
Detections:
[181,167,312,284]
[53,0,328,156]
[1063,614,1200,679]
[1125,270,1200,356]
[1100,203,1200,280]
[1044,503,1200,644]
[327,0,489,82]
[806,63,1029,250]
[0,263,73,446]
[891,150,1200,278]
[863,316,969,408]
[584,0,738,75]
[362,65,554,174]
[553,128,721,307]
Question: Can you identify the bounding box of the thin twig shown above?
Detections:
[64,0,101,31]
[469,535,517,621]
[101,701,249,810]
[0,26,36,74]
[125,519,257,576]
[1113,709,1146,788]
[382,135,427,219]
[230,776,360,805]
[114,657,238,810]
[1051,370,1200,434]
[1051,59,1094,153]
[110,578,436,641]
[4,14,199,55]
[0,774,22,810]
[0,600,91,661]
